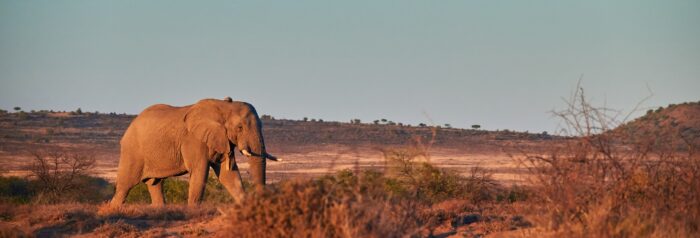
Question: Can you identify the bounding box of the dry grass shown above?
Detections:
[217,169,528,238]
[0,203,217,237]
[1,158,521,237]
[217,138,524,238]
[89,220,139,238]
[516,86,700,237]
[219,171,424,238]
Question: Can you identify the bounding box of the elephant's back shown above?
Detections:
[141,103,189,117]
[132,104,190,125]
[121,104,189,152]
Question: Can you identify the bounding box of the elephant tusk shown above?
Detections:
[265,153,281,162]
[241,150,281,161]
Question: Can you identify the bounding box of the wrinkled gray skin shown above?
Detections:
[109,98,275,206]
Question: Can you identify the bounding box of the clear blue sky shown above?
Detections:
[1,1,698,132]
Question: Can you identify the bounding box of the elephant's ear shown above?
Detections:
[184,105,229,157]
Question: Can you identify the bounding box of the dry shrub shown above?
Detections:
[25,149,105,204]
[382,147,501,204]
[520,86,700,237]
[218,123,510,237]
[380,123,502,204]
[1,148,111,204]
[220,171,424,238]
[0,175,112,204]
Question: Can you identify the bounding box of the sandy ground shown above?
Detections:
[262,149,528,184]
[2,145,530,185]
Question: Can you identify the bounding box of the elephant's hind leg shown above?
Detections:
[110,155,143,207]
[146,178,165,206]
[187,161,210,206]
[110,172,141,207]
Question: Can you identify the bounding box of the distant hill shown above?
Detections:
[615,101,700,149]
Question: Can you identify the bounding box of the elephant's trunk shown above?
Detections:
[247,125,266,192]
[249,155,266,192]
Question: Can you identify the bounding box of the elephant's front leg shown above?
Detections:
[211,162,245,203]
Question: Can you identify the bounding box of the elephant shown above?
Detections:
[109,97,277,206]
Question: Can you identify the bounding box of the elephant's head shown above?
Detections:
[183,97,276,190]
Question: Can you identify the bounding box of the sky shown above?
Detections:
[1,1,699,132]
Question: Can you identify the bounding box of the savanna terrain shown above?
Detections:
[0,108,554,184]
[1,97,699,237]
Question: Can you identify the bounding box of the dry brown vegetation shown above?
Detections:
[0,203,217,237]
[1,142,530,237]
[515,88,700,237]
[26,149,98,204]
[0,159,527,237]
[219,142,529,237]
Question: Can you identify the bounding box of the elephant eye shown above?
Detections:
[237,125,243,131]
